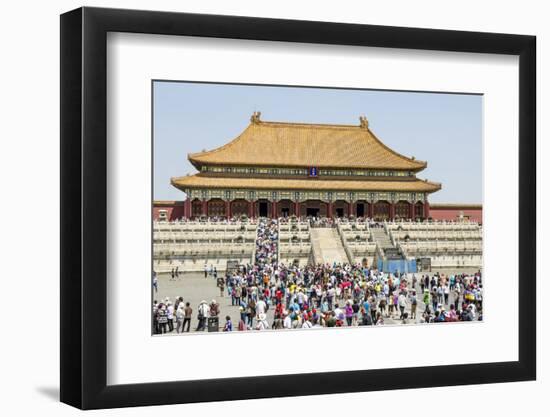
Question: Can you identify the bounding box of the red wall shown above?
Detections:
[429,206,482,223]
[153,202,185,221]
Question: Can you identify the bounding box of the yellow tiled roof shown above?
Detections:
[188,118,427,171]
[171,174,441,193]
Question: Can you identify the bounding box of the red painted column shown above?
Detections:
[272,201,277,219]
[389,203,396,220]
[294,201,300,217]
[424,201,430,219]
[327,202,333,219]
[202,200,208,216]
[184,198,191,219]
[226,200,231,219]
[248,200,254,218]
[368,202,374,219]
[348,202,353,217]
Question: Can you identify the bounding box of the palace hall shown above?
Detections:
[169,112,442,221]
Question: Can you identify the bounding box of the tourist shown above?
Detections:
[302,313,313,329]
[409,290,417,319]
[166,302,174,332]
[344,300,354,326]
[423,289,431,313]
[431,286,439,312]
[223,315,233,331]
[175,304,185,333]
[183,302,192,332]
[256,313,269,330]
[283,310,292,329]
[247,299,256,327]
[156,305,168,334]
[152,272,158,293]
[209,299,220,317]
[217,276,225,297]
[238,317,248,331]
[388,292,395,318]
[352,299,360,325]
[196,300,209,331]
[234,285,242,306]
[398,292,407,320]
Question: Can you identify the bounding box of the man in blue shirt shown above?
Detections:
[362,299,370,317]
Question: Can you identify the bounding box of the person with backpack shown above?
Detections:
[156,305,168,334]
[196,300,210,331]
[256,313,269,330]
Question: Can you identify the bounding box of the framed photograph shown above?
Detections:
[60,6,536,410]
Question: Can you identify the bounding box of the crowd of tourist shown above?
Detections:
[222,262,482,331]
[254,218,278,269]
[152,216,483,334]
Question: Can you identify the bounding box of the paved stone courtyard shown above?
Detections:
[153,272,276,333]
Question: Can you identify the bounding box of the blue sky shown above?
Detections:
[153,81,482,203]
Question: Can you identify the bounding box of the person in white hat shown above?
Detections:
[166,302,174,332]
[196,300,210,331]
[256,313,269,330]
[283,310,292,330]
[209,299,220,317]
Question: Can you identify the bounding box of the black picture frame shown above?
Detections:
[60,6,536,410]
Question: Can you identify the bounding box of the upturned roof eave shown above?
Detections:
[187,156,427,172]
[171,174,441,194]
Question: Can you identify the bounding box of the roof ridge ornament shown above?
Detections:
[359,115,369,128]
[250,111,262,124]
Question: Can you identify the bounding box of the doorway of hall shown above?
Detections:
[258,201,269,217]
[356,203,365,217]
[335,208,344,217]
[306,207,320,217]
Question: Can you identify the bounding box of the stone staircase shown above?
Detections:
[370,227,403,260]
[310,228,350,265]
